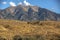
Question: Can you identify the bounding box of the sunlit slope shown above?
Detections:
[0,19,60,40]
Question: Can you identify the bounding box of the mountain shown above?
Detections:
[0,5,60,21]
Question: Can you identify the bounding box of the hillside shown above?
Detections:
[0,5,60,21]
[0,19,60,40]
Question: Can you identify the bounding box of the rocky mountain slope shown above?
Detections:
[0,5,60,21]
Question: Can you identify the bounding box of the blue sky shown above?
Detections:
[0,0,60,13]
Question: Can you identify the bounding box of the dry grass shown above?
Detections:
[0,19,60,40]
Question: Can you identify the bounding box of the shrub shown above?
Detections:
[27,21,39,25]
[13,35,22,40]
[56,25,60,28]
[35,35,44,40]
[53,34,60,40]
[4,25,10,28]
[0,36,6,40]
[24,37,33,40]
[46,34,60,40]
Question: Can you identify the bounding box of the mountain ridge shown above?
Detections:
[0,5,60,21]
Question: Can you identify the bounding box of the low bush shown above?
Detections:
[13,35,22,40]
[0,36,6,40]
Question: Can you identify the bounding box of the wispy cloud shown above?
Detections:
[2,2,7,4]
[9,2,16,6]
[23,0,31,6]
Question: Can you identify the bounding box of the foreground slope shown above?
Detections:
[0,19,60,40]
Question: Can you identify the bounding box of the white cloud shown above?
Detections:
[18,2,22,5]
[9,2,16,6]
[23,0,31,6]
[2,2,7,4]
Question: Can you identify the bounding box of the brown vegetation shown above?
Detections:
[0,19,60,40]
